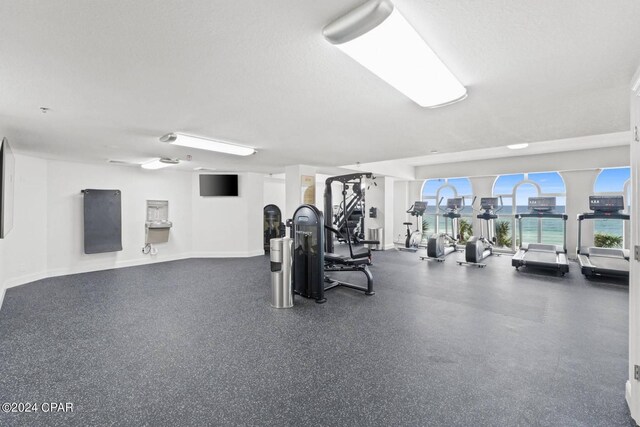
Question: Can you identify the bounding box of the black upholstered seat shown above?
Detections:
[325,252,370,266]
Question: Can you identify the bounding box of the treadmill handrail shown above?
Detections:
[515,213,568,220]
[577,212,630,221]
[576,210,630,255]
[516,211,568,253]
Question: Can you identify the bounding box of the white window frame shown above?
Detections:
[492,172,566,252]
[593,167,631,247]
[421,178,473,235]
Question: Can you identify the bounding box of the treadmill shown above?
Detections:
[577,195,630,279]
[511,197,570,275]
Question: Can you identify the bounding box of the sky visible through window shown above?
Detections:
[594,167,630,193]
[494,172,566,207]
[593,167,630,244]
[421,178,473,219]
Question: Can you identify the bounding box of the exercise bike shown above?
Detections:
[458,197,503,268]
[421,197,463,262]
[399,201,427,252]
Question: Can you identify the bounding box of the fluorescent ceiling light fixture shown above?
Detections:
[141,158,179,170]
[323,0,466,108]
[160,133,256,156]
[507,143,529,150]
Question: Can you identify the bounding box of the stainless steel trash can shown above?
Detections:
[367,228,384,251]
[270,237,293,308]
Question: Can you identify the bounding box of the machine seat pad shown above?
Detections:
[588,247,627,258]
[525,243,561,253]
[350,248,371,259]
[325,253,369,266]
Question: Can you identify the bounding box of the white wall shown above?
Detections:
[263,177,286,215]
[364,178,384,231]
[383,177,395,249]
[284,164,316,219]
[415,146,628,180]
[45,160,193,276]
[393,180,409,244]
[192,172,263,257]
[2,154,48,287]
[0,155,265,293]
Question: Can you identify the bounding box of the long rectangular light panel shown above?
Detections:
[325,1,466,108]
[161,133,256,156]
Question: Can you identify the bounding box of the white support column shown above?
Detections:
[469,176,497,238]
[361,175,385,247]
[285,165,316,220]
[245,173,265,254]
[383,176,395,249]
[559,170,599,259]
[627,68,640,425]
[393,180,409,245]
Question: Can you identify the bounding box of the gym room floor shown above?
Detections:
[0,248,632,426]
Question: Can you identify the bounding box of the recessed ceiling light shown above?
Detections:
[160,133,256,156]
[430,150,439,154]
[141,158,179,170]
[40,107,50,113]
[507,143,529,150]
[323,0,467,108]
[194,167,217,171]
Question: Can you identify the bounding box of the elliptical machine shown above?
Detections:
[421,197,463,262]
[458,197,502,267]
[399,201,427,251]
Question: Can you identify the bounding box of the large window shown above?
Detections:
[593,167,631,248]
[493,172,566,250]
[421,178,473,242]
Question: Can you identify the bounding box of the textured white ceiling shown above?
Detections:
[1,0,639,172]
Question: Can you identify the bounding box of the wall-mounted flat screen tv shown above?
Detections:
[199,174,239,197]
[1,137,15,238]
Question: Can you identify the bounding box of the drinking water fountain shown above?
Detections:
[145,200,172,244]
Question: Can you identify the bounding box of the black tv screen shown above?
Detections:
[199,174,239,197]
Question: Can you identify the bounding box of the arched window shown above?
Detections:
[593,167,631,248]
[421,177,473,239]
[493,172,566,250]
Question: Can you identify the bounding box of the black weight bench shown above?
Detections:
[324,252,369,266]
[323,227,375,297]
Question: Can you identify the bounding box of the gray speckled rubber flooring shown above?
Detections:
[0,249,635,426]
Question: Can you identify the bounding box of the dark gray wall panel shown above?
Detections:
[83,189,122,254]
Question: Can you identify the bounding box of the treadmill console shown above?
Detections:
[413,201,427,215]
[480,197,499,211]
[446,198,463,210]
[589,195,624,213]
[528,197,556,212]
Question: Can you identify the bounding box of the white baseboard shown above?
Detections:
[3,271,49,290]
[383,243,397,250]
[191,250,265,258]
[0,288,5,312]
[44,252,194,281]
[626,380,639,426]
